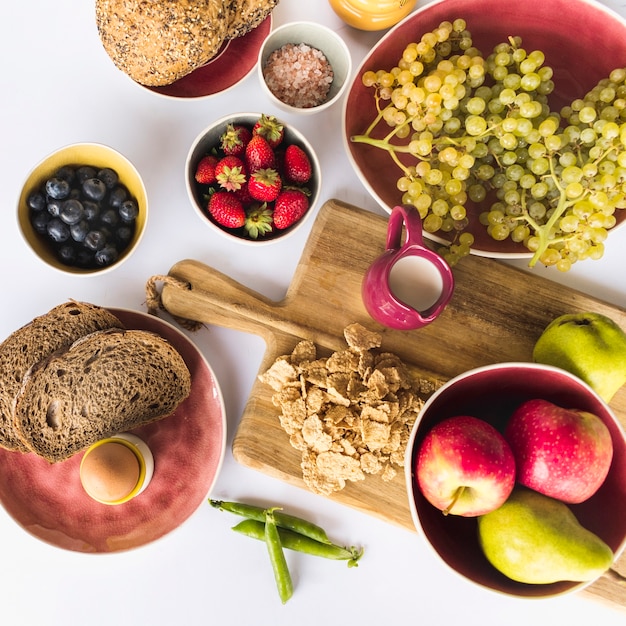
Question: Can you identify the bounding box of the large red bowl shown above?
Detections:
[343,0,626,257]
[404,362,626,598]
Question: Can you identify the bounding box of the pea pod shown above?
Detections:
[209,499,332,545]
[232,518,363,567]
[265,508,293,605]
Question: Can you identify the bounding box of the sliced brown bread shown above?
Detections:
[0,302,125,452]
[13,328,192,462]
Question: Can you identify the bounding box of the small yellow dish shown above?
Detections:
[80,433,154,505]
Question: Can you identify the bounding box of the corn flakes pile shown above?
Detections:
[259,323,433,496]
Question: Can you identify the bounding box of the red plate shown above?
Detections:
[343,0,626,257]
[0,309,226,553]
[145,16,272,99]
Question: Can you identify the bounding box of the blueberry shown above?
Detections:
[82,177,107,201]
[27,191,46,212]
[47,199,62,217]
[57,244,77,265]
[100,208,119,227]
[31,210,50,234]
[76,248,95,267]
[46,218,70,243]
[55,166,76,183]
[94,245,119,266]
[116,225,134,244]
[82,200,100,222]
[97,167,119,189]
[45,177,71,200]
[108,185,128,208]
[76,166,96,184]
[60,198,84,225]
[119,199,139,223]
[70,219,89,242]
[84,229,106,251]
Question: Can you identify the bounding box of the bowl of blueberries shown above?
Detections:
[17,143,148,275]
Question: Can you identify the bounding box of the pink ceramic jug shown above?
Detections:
[362,205,455,330]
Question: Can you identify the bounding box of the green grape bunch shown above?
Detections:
[351,18,626,270]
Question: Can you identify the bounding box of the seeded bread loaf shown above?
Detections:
[0,302,125,452]
[13,328,192,463]
[226,0,279,39]
[95,0,278,86]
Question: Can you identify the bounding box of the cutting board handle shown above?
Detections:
[160,259,339,348]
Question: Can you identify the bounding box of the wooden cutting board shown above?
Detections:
[158,198,626,608]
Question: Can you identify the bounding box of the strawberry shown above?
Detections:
[195,155,219,184]
[245,135,276,173]
[283,144,312,184]
[252,114,284,148]
[244,203,274,239]
[232,181,254,205]
[248,168,282,202]
[273,189,309,229]
[214,155,247,191]
[207,191,245,229]
[220,123,252,157]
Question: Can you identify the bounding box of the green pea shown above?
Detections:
[265,508,293,605]
[209,499,332,544]
[231,518,363,567]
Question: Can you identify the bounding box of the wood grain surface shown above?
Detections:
[159,198,626,609]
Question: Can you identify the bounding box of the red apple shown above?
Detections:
[504,399,613,504]
[415,415,516,517]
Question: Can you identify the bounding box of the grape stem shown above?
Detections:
[351,130,419,178]
[526,156,581,267]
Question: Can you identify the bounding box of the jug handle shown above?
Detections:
[386,205,425,250]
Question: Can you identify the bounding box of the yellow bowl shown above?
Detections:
[17,143,148,276]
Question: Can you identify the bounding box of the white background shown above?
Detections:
[1,1,626,624]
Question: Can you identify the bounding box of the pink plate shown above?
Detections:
[343,0,626,257]
[0,309,226,553]
[145,16,272,99]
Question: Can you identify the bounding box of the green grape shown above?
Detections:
[353,24,626,271]
[423,213,443,232]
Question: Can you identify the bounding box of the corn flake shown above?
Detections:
[259,323,432,495]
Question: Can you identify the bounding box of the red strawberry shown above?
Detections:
[252,114,284,148]
[273,189,309,229]
[232,182,254,205]
[220,123,252,156]
[284,144,312,184]
[244,203,274,239]
[245,135,276,173]
[195,155,219,184]
[207,191,245,228]
[248,168,282,202]
[214,155,247,191]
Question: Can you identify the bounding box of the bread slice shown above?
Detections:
[0,302,125,452]
[13,328,192,463]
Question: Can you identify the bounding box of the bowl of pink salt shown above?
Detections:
[258,21,352,115]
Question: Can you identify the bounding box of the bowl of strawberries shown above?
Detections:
[185,112,321,243]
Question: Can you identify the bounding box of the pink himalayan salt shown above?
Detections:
[263,43,334,108]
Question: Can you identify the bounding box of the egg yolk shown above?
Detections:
[80,441,141,504]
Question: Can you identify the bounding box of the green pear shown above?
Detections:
[477,488,614,584]
[533,312,626,402]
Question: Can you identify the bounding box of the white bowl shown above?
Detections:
[185,112,321,244]
[258,21,352,115]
